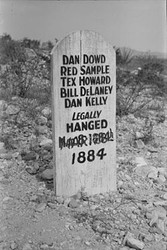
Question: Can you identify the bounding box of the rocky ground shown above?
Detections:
[0,96,167,250]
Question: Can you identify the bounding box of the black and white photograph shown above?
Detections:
[0,0,167,249]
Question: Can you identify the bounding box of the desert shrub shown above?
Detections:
[116,64,166,117]
[26,84,51,105]
[0,55,50,98]
[136,54,164,71]
[0,34,26,64]
[133,117,154,144]
[0,34,51,99]
[116,47,134,67]
[0,97,40,150]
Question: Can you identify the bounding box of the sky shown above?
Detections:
[0,0,166,54]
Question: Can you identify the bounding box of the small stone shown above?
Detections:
[10,241,18,250]
[3,196,12,202]
[135,139,145,149]
[25,48,36,58]
[33,162,40,171]
[55,196,64,204]
[158,168,167,178]
[147,147,158,153]
[146,206,166,229]
[135,157,147,167]
[135,166,157,178]
[35,203,46,212]
[90,204,99,210]
[75,236,81,241]
[84,241,91,246]
[41,240,53,247]
[0,100,7,111]
[143,234,154,242]
[36,126,48,135]
[22,152,36,161]
[162,193,167,200]
[41,107,51,117]
[42,152,52,161]
[6,105,20,115]
[69,224,75,230]
[47,202,57,209]
[47,120,52,128]
[119,247,130,250]
[124,232,145,250]
[39,169,53,180]
[134,181,140,186]
[37,116,47,125]
[63,197,71,206]
[40,244,49,249]
[147,169,158,180]
[0,142,6,153]
[22,243,33,250]
[153,200,167,206]
[68,198,80,208]
[25,166,38,175]
[118,180,124,188]
[39,139,52,148]
[135,132,144,140]
[0,153,12,159]
[30,195,38,202]
[157,174,166,183]
[125,174,131,181]
[12,152,19,158]
[126,238,144,249]
[153,206,167,219]
[127,114,136,122]
[145,242,167,250]
[71,191,82,200]
[105,247,113,250]
[156,219,165,234]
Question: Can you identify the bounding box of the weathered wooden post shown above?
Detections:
[51,30,116,196]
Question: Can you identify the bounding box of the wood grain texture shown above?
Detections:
[51,30,116,196]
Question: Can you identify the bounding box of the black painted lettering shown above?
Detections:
[80,86,87,96]
[83,54,106,64]
[63,55,80,65]
[80,65,109,75]
[59,136,66,149]
[65,98,82,108]
[62,55,68,65]
[106,76,111,84]
[79,76,111,86]
[83,54,89,64]
[72,111,102,121]
[106,65,110,74]
[66,123,74,133]
[60,66,67,76]
[90,128,114,145]
[59,128,114,149]
[60,88,66,98]
[94,120,100,129]
[88,120,94,130]
[66,77,76,86]
[101,55,106,63]
[85,96,108,106]
[101,119,108,128]
[59,134,88,149]
[66,119,108,133]
[60,77,66,87]
[60,66,77,76]
[61,88,78,98]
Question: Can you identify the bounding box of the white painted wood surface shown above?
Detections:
[51,30,116,196]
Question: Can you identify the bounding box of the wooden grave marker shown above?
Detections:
[51,30,116,196]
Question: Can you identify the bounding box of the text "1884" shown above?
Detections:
[72,148,107,164]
